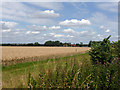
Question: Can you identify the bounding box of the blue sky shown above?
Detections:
[1,2,118,44]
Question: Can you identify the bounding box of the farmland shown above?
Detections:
[2,53,91,88]
[2,46,90,88]
[1,38,119,88]
[2,46,90,66]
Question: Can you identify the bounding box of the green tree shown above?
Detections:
[88,40,92,47]
[44,41,53,46]
[79,42,83,47]
[34,42,40,46]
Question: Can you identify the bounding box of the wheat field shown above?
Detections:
[1,46,90,66]
[2,46,90,60]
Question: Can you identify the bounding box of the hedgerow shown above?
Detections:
[27,36,119,89]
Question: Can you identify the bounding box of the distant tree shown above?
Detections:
[88,40,92,47]
[44,41,53,46]
[27,43,34,46]
[54,41,60,46]
[76,43,80,47]
[79,42,83,47]
[44,40,62,46]
[34,42,40,46]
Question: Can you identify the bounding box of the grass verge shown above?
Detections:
[2,52,119,88]
[2,53,89,88]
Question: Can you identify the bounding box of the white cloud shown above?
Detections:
[26,31,31,34]
[63,28,75,33]
[14,32,20,34]
[1,21,18,30]
[105,29,110,32]
[16,29,26,31]
[28,25,47,31]
[43,34,47,36]
[26,31,40,34]
[59,19,91,27]
[98,34,101,37]
[90,12,117,34]
[97,3,118,12]
[49,33,56,36]
[79,30,96,36]
[29,10,60,18]
[100,25,104,29]
[54,34,64,37]
[49,33,64,37]
[2,3,59,25]
[66,35,74,38]
[79,31,88,34]
[63,28,96,37]
[28,25,61,31]
[49,26,61,30]
[2,29,11,32]
[31,31,40,34]
[97,34,104,39]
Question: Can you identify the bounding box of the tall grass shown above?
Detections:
[28,52,119,89]
[2,53,89,88]
[2,52,119,88]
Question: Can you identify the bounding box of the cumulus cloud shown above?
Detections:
[26,31,40,34]
[63,28,96,38]
[105,29,110,32]
[97,34,104,39]
[100,25,104,29]
[30,10,60,18]
[2,3,59,25]
[2,29,11,32]
[31,31,40,34]
[79,30,96,36]
[59,19,91,27]
[66,35,74,38]
[49,33,64,37]
[54,34,64,37]
[89,12,117,36]
[49,33,56,36]
[63,28,75,33]
[26,31,31,34]
[14,32,20,34]
[49,26,61,30]
[28,25,60,31]
[16,29,26,31]
[28,25,47,31]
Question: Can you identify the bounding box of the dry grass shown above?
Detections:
[2,46,90,66]
[2,53,90,88]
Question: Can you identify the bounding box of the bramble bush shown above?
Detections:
[27,36,119,89]
[89,35,119,89]
[89,35,113,64]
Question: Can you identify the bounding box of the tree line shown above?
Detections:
[1,40,107,47]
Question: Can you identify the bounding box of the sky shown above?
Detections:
[0,2,118,44]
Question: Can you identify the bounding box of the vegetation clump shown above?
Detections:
[27,36,119,89]
[89,35,113,64]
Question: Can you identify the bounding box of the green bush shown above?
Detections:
[112,40,120,58]
[89,35,113,64]
[27,36,119,89]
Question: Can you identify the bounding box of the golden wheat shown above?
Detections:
[2,46,90,60]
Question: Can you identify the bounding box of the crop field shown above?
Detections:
[1,37,119,89]
[2,46,90,66]
[2,53,91,88]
